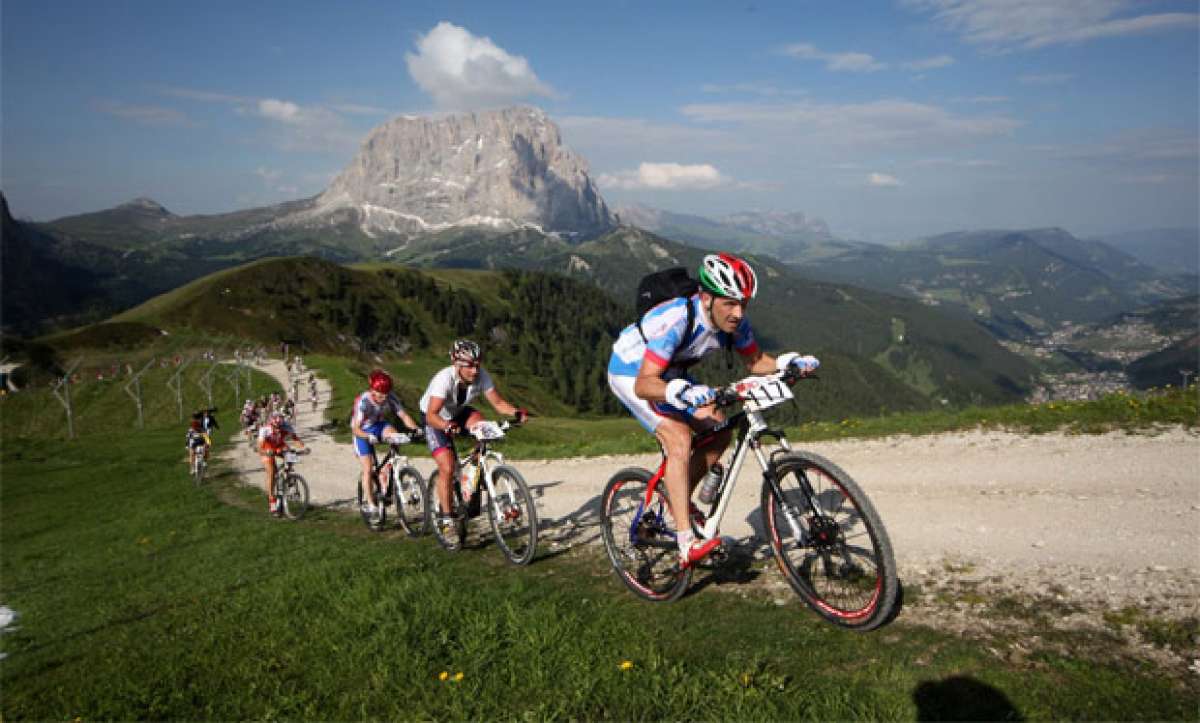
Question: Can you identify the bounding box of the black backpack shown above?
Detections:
[635,267,698,344]
[634,267,732,367]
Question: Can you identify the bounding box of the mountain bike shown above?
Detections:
[270,448,311,520]
[356,432,427,535]
[425,420,538,565]
[600,369,898,630]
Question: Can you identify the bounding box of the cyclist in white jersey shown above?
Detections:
[607,253,819,567]
[351,369,420,517]
[420,340,527,545]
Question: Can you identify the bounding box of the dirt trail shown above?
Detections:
[222,359,1200,620]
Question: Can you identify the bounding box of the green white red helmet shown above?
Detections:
[699,253,758,301]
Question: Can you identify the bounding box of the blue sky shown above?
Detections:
[2,0,1197,241]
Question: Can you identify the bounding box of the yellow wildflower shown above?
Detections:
[618,660,634,671]
[453,672,464,682]
[438,671,449,681]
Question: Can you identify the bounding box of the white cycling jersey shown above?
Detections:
[419,365,495,422]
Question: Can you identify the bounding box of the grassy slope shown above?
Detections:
[2,422,1195,719]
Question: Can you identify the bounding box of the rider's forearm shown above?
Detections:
[633,375,669,403]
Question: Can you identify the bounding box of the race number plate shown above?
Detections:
[284,451,299,464]
[739,377,793,412]
[470,421,506,440]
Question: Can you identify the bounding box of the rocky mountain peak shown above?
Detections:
[310,106,616,239]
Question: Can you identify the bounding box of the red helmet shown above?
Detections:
[368,369,393,394]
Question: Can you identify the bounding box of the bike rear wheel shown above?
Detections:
[425,470,464,551]
[192,454,206,486]
[356,474,387,530]
[761,451,897,630]
[393,466,427,536]
[280,473,310,521]
[486,465,538,565]
[600,467,691,602]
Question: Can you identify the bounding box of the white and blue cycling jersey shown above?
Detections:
[608,294,759,379]
[607,294,759,432]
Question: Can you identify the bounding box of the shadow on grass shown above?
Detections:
[913,675,1024,721]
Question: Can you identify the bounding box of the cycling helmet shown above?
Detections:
[698,253,758,301]
[368,369,393,394]
[450,339,482,364]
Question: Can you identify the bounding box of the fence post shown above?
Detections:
[198,359,220,409]
[167,356,195,422]
[50,358,83,440]
[123,359,156,429]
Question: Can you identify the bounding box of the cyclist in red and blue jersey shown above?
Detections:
[607,253,819,567]
[352,369,420,517]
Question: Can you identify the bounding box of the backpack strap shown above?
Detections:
[636,296,697,367]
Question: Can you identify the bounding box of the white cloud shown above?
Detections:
[905,0,1198,50]
[405,21,554,111]
[867,172,902,187]
[93,100,194,127]
[598,163,726,190]
[781,43,888,72]
[680,99,1021,149]
[257,99,302,123]
[902,54,956,71]
[1018,73,1074,85]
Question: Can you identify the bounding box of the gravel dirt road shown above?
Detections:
[224,360,1200,625]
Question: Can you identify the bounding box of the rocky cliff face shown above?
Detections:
[309,106,616,239]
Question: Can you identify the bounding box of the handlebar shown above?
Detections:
[711,367,817,408]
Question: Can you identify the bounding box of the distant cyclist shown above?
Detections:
[185,418,211,470]
[420,339,527,547]
[351,369,420,518]
[198,407,219,435]
[607,253,819,567]
[258,411,306,515]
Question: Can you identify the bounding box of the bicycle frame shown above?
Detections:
[455,425,518,521]
[642,385,819,545]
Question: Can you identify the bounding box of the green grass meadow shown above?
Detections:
[2,358,1198,719]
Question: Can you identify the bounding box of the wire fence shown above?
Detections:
[1,347,283,442]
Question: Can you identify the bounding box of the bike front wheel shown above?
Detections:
[600,467,691,602]
[280,473,310,521]
[761,452,897,631]
[486,465,538,565]
[192,456,206,486]
[393,466,427,537]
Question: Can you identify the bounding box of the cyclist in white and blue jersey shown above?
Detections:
[352,369,420,517]
[607,252,820,568]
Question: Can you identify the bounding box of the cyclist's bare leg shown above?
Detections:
[433,447,456,516]
[261,455,277,505]
[688,406,731,483]
[359,453,376,507]
[654,410,731,536]
[433,411,483,517]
